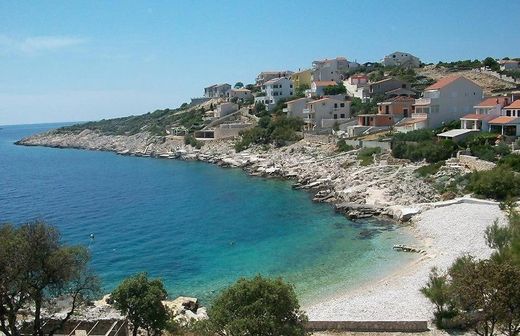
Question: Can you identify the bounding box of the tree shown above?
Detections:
[0,221,99,336]
[322,83,346,95]
[421,267,455,327]
[111,273,169,336]
[206,276,308,336]
[483,57,500,71]
[234,82,244,89]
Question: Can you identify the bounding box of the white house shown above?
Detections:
[255,71,294,86]
[412,76,483,129]
[204,84,231,98]
[254,77,294,111]
[311,57,359,82]
[310,80,338,97]
[228,88,253,101]
[343,74,369,101]
[460,96,511,131]
[303,97,351,129]
[499,60,520,71]
[383,51,421,68]
[283,97,311,119]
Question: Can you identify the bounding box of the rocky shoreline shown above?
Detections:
[16,129,447,221]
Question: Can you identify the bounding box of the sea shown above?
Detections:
[0,123,416,305]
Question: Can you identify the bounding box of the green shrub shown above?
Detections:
[337,139,354,152]
[416,161,445,177]
[392,140,457,163]
[357,147,381,166]
[498,154,520,172]
[184,134,203,149]
[467,166,520,200]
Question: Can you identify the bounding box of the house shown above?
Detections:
[311,57,359,82]
[290,69,312,90]
[254,77,294,111]
[351,96,415,136]
[499,60,520,71]
[369,78,410,97]
[487,100,520,137]
[503,99,520,117]
[228,88,253,101]
[255,71,294,86]
[303,97,351,129]
[437,129,480,142]
[412,76,483,129]
[310,80,339,97]
[283,97,311,119]
[460,96,510,131]
[214,102,238,118]
[382,51,421,68]
[204,84,231,98]
[344,75,369,101]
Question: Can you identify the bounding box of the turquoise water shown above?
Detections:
[0,123,415,304]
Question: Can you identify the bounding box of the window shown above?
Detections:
[340,103,345,107]
[334,103,338,108]
[340,114,345,118]
[334,114,338,119]
[290,84,293,88]
[290,91,293,95]
[385,105,389,114]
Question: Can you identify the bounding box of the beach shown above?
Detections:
[306,201,506,321]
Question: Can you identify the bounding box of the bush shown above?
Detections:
[498,154,520,172]
[206,276,308,336]
[415,161,445,177]
[184,134,203,149]
[337,139,354,152]
[392,140,457,163]
[357,147,381,166]
[322,83,346,95]
[467,166,520,200]
[393,129,435,142]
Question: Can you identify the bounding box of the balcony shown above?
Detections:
[302,108,311,114]
[414,98,431,106]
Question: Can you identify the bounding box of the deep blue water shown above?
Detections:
[0,123,414,304]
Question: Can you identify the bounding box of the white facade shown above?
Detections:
[310,81,338,97]
[254,77,294,111]
[228,88,253,101]
[499,60,520,71]
[343,75,369,101]
[414,76,483,129]
[383,51,421,68]
[204,83,231,98]
[255,71,294,86]
[215,102,238,118]
[311,57,359,82]
[283,97,311,119]
[303,98,351,129]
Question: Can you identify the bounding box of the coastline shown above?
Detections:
[15,128,500,322]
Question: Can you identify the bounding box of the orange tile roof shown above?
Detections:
[476,97,510,107]
[313,80,338,87]
[489,116,520,124]
[460,114,496,121]
[426,75,462,90]
[505,100,520,109]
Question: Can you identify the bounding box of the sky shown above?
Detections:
[1,0,519,125]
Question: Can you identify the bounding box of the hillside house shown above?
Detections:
[228,88,253,101]
[255,71,294,86]
[488,100,520,137]
[303,97,351,129]
[214,102,238,118]
[382,51,421,68]
[311,57,359,82]
[412,76,483,129]
[369,78,411,97]
[283,97,311,119]
[290,69,312,90]
[254,77,294,111]
[460,96,511,131]
[204,84,231,98]
[499,60,520,71]
[344,75,369,101]
[310,80,339,97]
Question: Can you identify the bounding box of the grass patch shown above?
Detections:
[415,161,445,177]
[357,147,381,166]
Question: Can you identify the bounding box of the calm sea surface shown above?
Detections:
[0,123,415,304]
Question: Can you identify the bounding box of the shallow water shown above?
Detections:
[0,123,415,304]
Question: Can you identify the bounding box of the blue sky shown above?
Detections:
[1,0,519,125]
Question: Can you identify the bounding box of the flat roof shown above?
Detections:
[437,129,478,138]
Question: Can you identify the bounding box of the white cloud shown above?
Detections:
[0,34,87,54]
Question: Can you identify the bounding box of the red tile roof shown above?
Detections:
[460,114,496,121]
[505,100,520,109]
[476,97,510,107]
[426,75,462,90]
[489,116,520,124]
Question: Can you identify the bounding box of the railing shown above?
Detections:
[414,98,431,106]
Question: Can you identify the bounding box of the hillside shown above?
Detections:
[54,98,223,136]
[417,65,517,95]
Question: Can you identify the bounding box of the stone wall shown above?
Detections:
[306,320,429,332]
[457,154,496,171]
[341,139,392,150]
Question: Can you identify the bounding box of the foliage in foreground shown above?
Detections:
[111,273,169,336]
[197,276,308,336]
[422,204,520,335]
[0,221,99,336]
[235,115,303,152]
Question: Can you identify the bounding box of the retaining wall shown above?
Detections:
[457,154,496,171]
[341,139,392,150]
[306,320,429,332]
